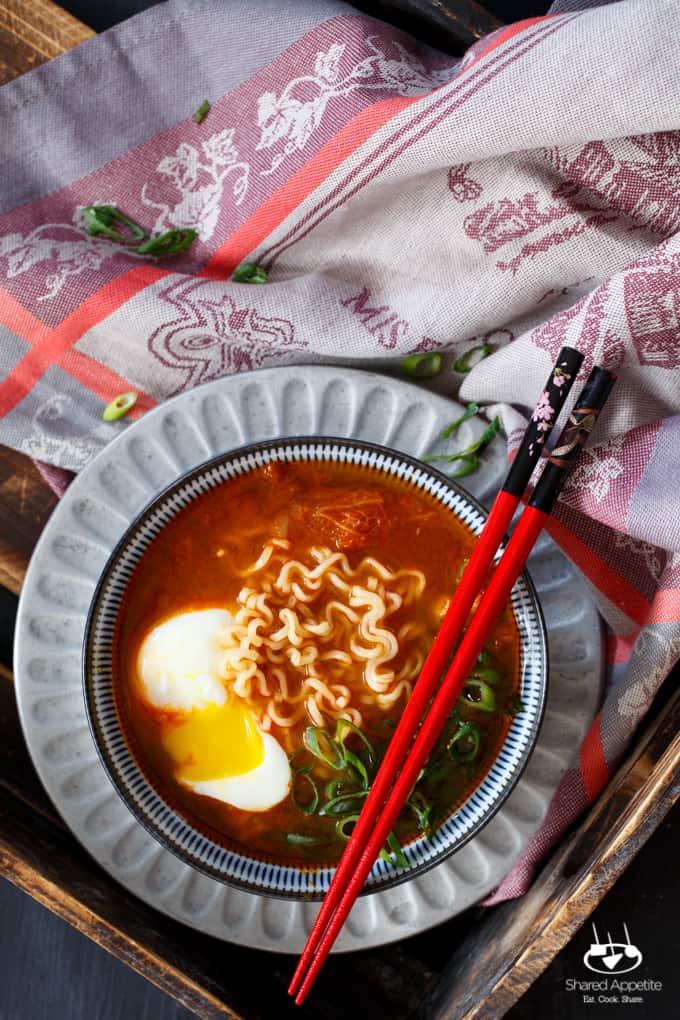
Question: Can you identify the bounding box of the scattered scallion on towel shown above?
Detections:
[102,392,138,421]
[401,352,442,379]
[453,343,493,373]
[193,99,211,124]
[81,205,146,243]
[136,228,198,257]
[232,262,269,284]
[80,205,198,258]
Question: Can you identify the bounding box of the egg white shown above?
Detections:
[181,732,291,811]
[137,608,232,710]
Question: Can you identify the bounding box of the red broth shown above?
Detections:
[114,460,520,865]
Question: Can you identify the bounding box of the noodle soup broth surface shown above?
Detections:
[115,460,520,866]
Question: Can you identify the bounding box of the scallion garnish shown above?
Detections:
[292,770,319,815]
[193,99,211,124]
[461,678,497,712]
[232,262,268,284]
[286,833,322,846]
[474,667,503,686]
[81,205,146,243]
[507,695,526,716]
[448,721,481,763]
[441,403,479,440]
[102,392,138,421]
[343,749,369,790]
[401,352,442,379]
[449,455,479,478]
[336,814,360,841]
[453,343,493,373]
[425,415,500,479]
[303,726,345,769]
[136,228,198,257]
[336,718,376,770]
[385,830,408,869]
[319,790,368,817]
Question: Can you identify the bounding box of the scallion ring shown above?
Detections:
[474,667,503,686]
[319,790,368,817]
[453,343,493,373]
[448,721,481,762]
[461,678,497,712]
[441,403,479,440]
[136,228,198,257]
[386,830,408,869]
[343,749,369,790]
[450,455,479,478]
[232,262,268,284]
[401,352,442,379]
[292,770,319,816]
[324,780,342,800]
[335,814,360,842]
[193,99,211,124]
[286,833,322,846]
[303,726,345,769]
[102,392,138,422]
[336,718,376,769]
[81,205,146,243]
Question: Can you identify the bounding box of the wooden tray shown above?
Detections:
[1,3,678,1018]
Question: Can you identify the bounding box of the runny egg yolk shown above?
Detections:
[162,700,264,782]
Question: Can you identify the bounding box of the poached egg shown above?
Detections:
[136,609,290,812]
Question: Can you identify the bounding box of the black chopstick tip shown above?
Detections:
[529,363,616,512]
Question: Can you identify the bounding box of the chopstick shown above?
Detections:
[292,363,615,1003]
[289,346,587,1000]
[293,366,615,1004]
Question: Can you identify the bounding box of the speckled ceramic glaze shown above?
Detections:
[14,366,603,951]
[85,437,547,898]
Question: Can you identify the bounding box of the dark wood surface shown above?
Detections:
[0,2,678,1019]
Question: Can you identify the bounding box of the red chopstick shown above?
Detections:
[292,364,615,1003]
[289,347,585,999]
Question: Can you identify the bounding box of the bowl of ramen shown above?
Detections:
[84,437,547,898]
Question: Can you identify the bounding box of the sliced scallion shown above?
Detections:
[336,718,376,769]
[343,748,369,790]
[453,343,493,373]
[319,790,368,817]
[193,99,211,124]
[386,830,408,869]
[292,771,319,816]
[448,721,481,762]
[136,228,198,257]
[462,678,497,712]
[335,814,360,842]
[232,262,268,284]
[81,205,146,243]
[441,403,479,440]
[474,667,503,686]
[401,352,442,379]
[449,455,479,478]
[303,726,345,770]
[102,392,138,421]
[286,832,322,846]
[507,695,526,716]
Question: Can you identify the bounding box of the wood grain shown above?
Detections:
[0,445,58,596]
[0,0,92,82]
